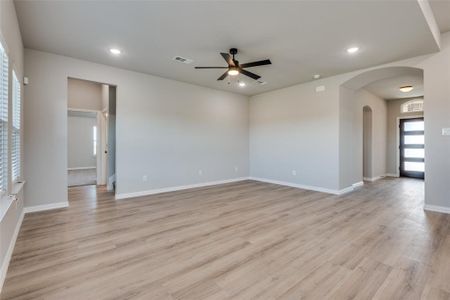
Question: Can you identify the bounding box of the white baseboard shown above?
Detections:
[115,177,249,200]
[0,210,24,294]
[385,173,399,178]
[352,181,364,188]
[338,181,364,195]
[363,176,384,182]
[424,204,450,214]
[248,177,359,195]
[23,202,69,214]
[107,174,116,191]
[68,167,96,171]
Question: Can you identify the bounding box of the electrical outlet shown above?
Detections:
[234,166,239,172]
[292,170,297,176]
[142,175,148,182]
[198,170,203,176]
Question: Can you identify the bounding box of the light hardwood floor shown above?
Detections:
[2,178,450,299]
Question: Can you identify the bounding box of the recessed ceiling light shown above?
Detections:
[313,74,321,79]
[109,48,121,55]
[239,81,246,87]
[347,47,359,54]
[399,85,414,93]
[228,67,239,76]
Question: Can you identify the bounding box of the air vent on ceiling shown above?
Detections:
[173,56,193,64]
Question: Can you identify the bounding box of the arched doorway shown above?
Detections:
[339,66,424,188]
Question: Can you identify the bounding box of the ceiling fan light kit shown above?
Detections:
[195,48,271,83]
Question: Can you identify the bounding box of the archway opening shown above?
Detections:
[339,66,424,189]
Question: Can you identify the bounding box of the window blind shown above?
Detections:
[12,71,20,182]
[0,42,8,193]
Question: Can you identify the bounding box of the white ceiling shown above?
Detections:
[365,72,424,100]
[14,1,441,96]
[429,0,450,33]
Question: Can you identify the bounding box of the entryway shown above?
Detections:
[399,117,424,179]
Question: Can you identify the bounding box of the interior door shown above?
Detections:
[399,117,424,179]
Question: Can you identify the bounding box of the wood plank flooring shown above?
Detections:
[2,178,450,299]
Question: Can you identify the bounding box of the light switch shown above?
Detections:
[315,85,325,92]
[442,128,450,136]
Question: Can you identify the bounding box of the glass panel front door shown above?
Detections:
[400,118,424,179]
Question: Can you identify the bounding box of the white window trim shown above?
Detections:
[0,41,9,197]
[11,70,21,183]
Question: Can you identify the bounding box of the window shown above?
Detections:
[401,99,424,113]
[0,42,8,193]
[12,71,21,182]
[93,125,97,156]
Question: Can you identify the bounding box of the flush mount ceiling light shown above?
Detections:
[109,48,121,55]
[313,74,321,79]
[238,81,246,87]
[346,47,359,54]
[399,85,414,93]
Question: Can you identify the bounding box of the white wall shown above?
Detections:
[24,49,249,206]
[67,114,97,169]
[67,78,102,111]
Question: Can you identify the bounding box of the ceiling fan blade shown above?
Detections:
[240,59,272,68]
[240,69,261,80]
[217,71,228,81]
[195,66,228,69]
[220,53,235,66]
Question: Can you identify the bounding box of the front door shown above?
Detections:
[399,117,424,179]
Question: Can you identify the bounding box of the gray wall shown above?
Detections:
[249,80,341,192]
[68,78,102,111]
[415,39,450,209]
[355,89,387,182]
[334,86,387,189]
[0,0,24,291]
[67,114,97,169]
[386,98,424,176]
[363,106,372,179]
[24,49,249,206]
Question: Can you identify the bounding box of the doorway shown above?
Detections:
[399,117,424,179]
[67,78,116,191]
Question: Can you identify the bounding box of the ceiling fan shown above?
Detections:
[195,48,271,81]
